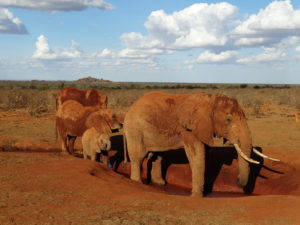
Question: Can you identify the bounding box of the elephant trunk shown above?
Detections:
[234,120,254,188]
[236,144,251,187]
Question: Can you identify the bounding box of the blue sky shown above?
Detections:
[1,0,300,83]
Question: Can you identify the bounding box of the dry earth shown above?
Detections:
[0,102,300,225]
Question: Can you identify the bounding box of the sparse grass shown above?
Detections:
[0,80,299,117]
[0,89,57,116]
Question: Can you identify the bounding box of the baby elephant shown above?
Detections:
[82,127,111,162]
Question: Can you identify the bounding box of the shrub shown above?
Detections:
[6,90,31,109]
[28,94,49,116]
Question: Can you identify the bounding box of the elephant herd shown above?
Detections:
[55,87,279,197]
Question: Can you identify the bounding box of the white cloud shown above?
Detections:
[233,0,300,46]
[32,35,82,60]
[88,1,300,70]
[0,8,28,34]
[0,0,114,12]
[237,48,286,64]
[93,1,300,70]
[120,32,164,49]
[30,35,161,71]
[187,50,238,64]
[93,46,170,60]
[234,37,271,46]
[237,36,300,64]
[9,1,300,79]
[121,2,238,50]
[95,48,115,58]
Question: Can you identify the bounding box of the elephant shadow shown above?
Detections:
[147,146,266,195]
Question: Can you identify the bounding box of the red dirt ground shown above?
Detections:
[0,105,300,225]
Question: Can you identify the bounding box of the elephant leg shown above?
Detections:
[101,153,109,167]
[83,153,88,159]
[184,142,205,197]
[68,136,77,155]
[91,152,97,161]
[61,136,69,155]
[126,135,145,183]
[150,155,166,185]
[111,151,123,171]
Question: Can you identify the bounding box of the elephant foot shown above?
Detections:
[237,176,248,188]
[151,177,166,186]
[60,151,70,156]
[130,174,142,183]
[190,190,204,197]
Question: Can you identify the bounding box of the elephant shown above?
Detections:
[82,127,111,163]
[56,100,124,155]
[123,91,279,197]
[56,87,107,109]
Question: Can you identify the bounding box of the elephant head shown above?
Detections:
[98,133,111,151]
[178,93,278,189]
[85,109,125,134]
[212,94,254,187]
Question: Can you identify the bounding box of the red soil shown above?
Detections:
[0,109,300,224]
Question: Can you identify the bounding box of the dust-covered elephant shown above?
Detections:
[124,91,278,197]
[56,87,107,109]
[82,127,111,163]
[56,100,124,155]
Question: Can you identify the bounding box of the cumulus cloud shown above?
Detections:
[97,1,300,69]
[32,35,82,60]
[237,48,287,64]
[0,0,114,12]
[187,50,238,65]
[23,1,300,75]
[93,47,168,59]
[92,48,116,58]
[233,1,300,46]
[237,36,300,64]
[121,2,237,50]
[0,8,28,34]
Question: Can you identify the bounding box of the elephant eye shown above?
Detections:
[226,118,232,123]
[112,114,116,119]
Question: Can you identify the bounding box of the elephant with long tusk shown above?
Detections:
[123,91,279,197]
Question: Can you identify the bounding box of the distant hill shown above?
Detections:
[77,76,112,83]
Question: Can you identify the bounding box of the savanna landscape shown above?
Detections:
[1,79,300,225]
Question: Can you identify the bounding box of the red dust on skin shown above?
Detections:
[56,87,108,109]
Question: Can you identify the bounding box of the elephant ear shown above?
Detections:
[178,99,214,146]
[93,118,112,134]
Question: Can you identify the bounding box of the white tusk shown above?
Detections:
[253,148,280,162]
[233,144,260,164]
